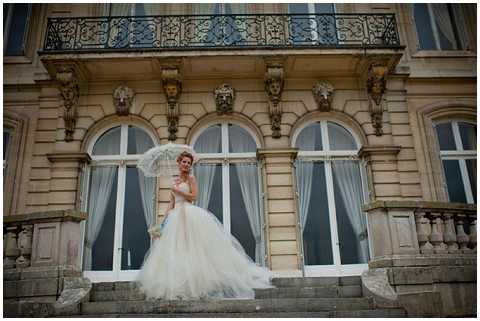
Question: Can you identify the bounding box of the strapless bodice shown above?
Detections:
[174,181,190,204]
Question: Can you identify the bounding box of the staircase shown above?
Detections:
[77,276,406,317]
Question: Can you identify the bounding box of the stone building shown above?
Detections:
[3,3,476,317]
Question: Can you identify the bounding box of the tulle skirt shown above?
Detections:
[136,202,273,300]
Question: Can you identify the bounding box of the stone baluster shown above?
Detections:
[456,214,470,253]
[430,213,448,254]
[415,211,434,254]
[4,226,20,269]
[16,224,33,268]
[468,217,476,253]
[443,212,459,254]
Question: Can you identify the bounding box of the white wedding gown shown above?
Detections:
[136,181,273,300]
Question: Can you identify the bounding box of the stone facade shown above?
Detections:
[3,3,476,317]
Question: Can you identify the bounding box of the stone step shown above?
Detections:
[81,297,374,315]
[254,285,362,299]
[271,276,361,288]
[91,289,147,302]
[73,308,406,318]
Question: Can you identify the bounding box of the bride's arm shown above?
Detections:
[172,176,197,202]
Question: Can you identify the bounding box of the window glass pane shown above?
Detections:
[88,166,118,271]
[296,122,322,151]
[432,4,456,50]
[5,4,30,56]
[4,4,10,29]
[194,124,222,153]
[435,122,456,151]
[4,131,11,161]
[127,125,154,155]
[289,3,309,14]
[302,161,333,265]
[332,161,368,264]
[315,3,334,13]
[328,122,357,150]
[110,3,132,15]
[228,124,256,153]
[196,164,223,223]
[443,160,467,203]
[466,159,476,202]
[230,164,258,262]
[458,122,476,151]
[414,4,436,50]
[92,126,121,155]
[121,166,151,270]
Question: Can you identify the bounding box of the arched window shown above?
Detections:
[293,120,369,276]
[434,120,476,204]
[191,122,265,265]
[83,124,156,282]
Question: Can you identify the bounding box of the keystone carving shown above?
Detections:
[214,83,235,115]
[113,85,135,116]
[366,63,388,136]
[161,68,182,141]
[56,66,80,142]
[312,81,334,111]
[265,65,284,139]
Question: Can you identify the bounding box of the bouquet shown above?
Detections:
[148,215,169,239]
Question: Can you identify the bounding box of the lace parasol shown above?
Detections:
[137,142,197,177]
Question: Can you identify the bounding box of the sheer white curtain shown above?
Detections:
[431,4,457,49]
[135,130,156,227]
[332,160,369,262]
[451,4,469,50]
[84,166,116,270]
[194,127,221,208]
[235,164,264,264]
[230,127,263,263]
[295,125,316,232]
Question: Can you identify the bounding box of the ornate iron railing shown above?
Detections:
[43,13,401,52]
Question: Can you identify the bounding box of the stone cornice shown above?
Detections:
[257,148,299,160]
[363,200,476,214]
[358,145,401,158]
[4,210,87,225]
[47,152,91,163]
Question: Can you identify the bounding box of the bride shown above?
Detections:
[136,151,272,300]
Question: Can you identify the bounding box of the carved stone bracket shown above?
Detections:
[264,64,284,139]
[161,67,182,141]
[214,83,235,115]
[366,62,389,136]
[113,85,135,116]
[56,66,80,142]
[312,81,334,111]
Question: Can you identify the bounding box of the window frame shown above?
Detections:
[81,122,158,282]
[292,119,371,276]
[3,3,33,59]
[434,119,476,204]
[412,3,472,52]
[190,120,266,264]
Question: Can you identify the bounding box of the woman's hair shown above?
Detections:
[177,151,194,164]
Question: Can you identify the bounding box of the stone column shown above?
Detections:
[257,148,301,275]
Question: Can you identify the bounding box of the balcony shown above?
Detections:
[38,13,404,81]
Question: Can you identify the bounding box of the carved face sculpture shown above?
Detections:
[268,79,282,97]
[313,82,334,111]
[164,83,178,101]
[214,84,235,114]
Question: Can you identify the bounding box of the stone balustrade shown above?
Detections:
[3,210,87,271]
[363,201,476,260]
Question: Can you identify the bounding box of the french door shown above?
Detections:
[294,120,370,277]
[81,124,156,282]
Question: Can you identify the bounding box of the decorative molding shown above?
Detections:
[214,83,235,115]
[264,63,284,139]
[358,145,401,158]
[113,85,135,116]
[312,81,334,111]
[55,65,80,142]
[257,148,299,161]
[3,210,88,225]
[161,67,182,141]
[366,62,389,136]
[47,152,92,164]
